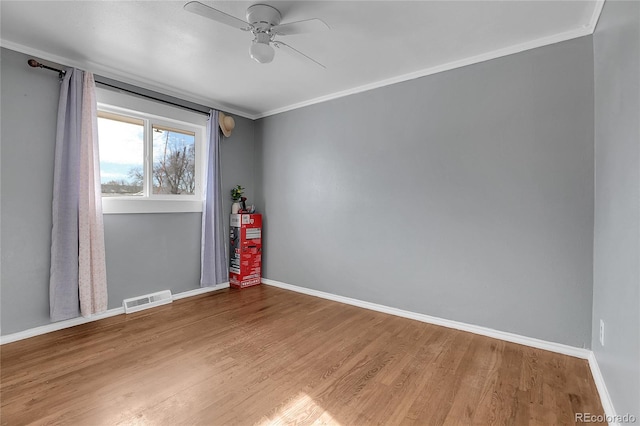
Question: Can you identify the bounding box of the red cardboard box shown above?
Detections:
[229,214,262,288]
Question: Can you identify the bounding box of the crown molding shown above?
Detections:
[255,3,605,119]
[0,39,257,120]
[2,0,604,121]
[589,0,606,33]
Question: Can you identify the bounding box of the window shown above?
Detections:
[151,125,196,195]
[98,112,144,197]
[96,88,206,214]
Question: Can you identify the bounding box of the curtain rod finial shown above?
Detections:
[27,58,66,78]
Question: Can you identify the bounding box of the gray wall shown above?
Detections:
[1,48,59,334]
[0,47,256,335]
[255,36,595,347]
[592,0,640,418]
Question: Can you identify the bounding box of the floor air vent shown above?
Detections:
[123,290,173,314]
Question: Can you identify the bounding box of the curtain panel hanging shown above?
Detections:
[50,68,107,322]
[50,69,82,321]
[78,72,108,316]
[200,110,228,287]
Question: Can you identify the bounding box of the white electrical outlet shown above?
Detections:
[599,319,605,346]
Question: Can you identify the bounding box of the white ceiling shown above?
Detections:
[1,1,603,119]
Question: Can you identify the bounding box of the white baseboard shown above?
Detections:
[0,282,229,345]
[172,282,229,300]
[2,277,616,424]
[262,278,627,423]
[262,278,590,359]
[588,352,619,426]
[263,278,628,422]
[0,307,125,345]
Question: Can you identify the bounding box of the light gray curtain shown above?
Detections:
[78,72,108,316]
[50,68,107,322]
[50,68,82,321]
[200,110,228,286]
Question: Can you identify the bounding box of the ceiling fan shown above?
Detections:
[184,1,329,68]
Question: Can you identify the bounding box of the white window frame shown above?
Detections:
[97,88,207,214]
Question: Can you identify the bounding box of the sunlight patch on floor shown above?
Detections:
[258,392,341,425]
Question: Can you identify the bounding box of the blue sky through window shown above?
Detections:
[98,116,143,185]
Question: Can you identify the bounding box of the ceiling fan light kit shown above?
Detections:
[184,1,329,67]
[250,32,275,64]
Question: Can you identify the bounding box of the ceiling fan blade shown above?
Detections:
[184,1,252,31]
[271,19,329,36]
[272,41,326,69]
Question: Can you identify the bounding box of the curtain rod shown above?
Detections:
[94,80,210,116]
[27,59,66,78]
[27,58,211,117]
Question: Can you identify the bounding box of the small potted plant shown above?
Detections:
[231,185,244,214]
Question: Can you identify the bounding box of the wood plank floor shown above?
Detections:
[1,285,604,425]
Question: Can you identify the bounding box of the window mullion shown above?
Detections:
[144,118,152,197]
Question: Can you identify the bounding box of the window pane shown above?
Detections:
[152,126,196,195]
[98,113,144,196]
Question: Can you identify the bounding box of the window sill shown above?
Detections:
[102,198,203,214]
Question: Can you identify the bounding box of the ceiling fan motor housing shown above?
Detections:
[246,4,282,32]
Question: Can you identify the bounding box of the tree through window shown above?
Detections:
[152,125,196,195]
[97,109,203,203]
